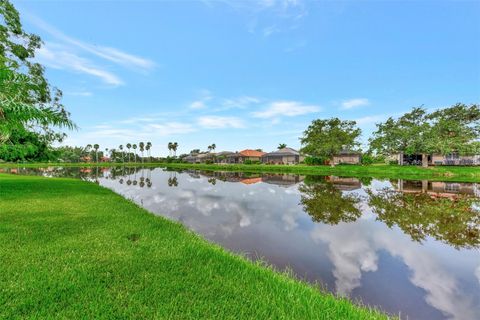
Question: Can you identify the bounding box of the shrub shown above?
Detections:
[243,159,253,165]
[304,156,325,165]
[361,154,374,165]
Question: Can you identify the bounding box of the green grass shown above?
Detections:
[0,174,391,319]
[3,161,480,182]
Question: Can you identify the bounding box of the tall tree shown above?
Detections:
[126,143,132,162]
[119,144,124,163]
[93,144,99,163]
[167,142,172,157]
[300,118,361,162]
[0,1,75,146]
[427,103,480,156]
[132,144,137,163]
[369,108,432,167]
[139,142,145,164]
[146,142,151,162]
[172,142,178,157]
[369,104,480,167]
[278,143,287,149]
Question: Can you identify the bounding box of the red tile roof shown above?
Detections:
[239,149,266,157]
[240,177,263,185]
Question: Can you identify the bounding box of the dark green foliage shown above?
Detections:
[369,104,480,159]
[300,176,362,224]
[367,188,480,249]
[0,127,56,161]
[0,0,74,159]
[300,118,361,159]
[304,156,326,165]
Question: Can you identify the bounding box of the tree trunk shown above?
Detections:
[422,153,429,167]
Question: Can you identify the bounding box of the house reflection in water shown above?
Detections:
[395,179,479,198]
[325,176,362,191]
[261,174,304,187]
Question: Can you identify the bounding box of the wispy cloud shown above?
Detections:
[219,96,261,110]
[65,90,93,97]
[29,14,155,71]
[341,98,370,110]
[252,100,320,118]
[189,89,213,109]
[203,0,307,36]
[36,44,124,86]
[198,116,245,129]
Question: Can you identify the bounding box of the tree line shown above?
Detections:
[300,103,480,167]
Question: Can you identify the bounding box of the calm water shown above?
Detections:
[3,166,480,320]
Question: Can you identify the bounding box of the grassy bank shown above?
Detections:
[0,174,390,319]
[3,161,480,182]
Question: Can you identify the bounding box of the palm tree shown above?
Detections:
[126,143,132,163]
[278,143,287,149]
[119,145,124,163]
[93,144,99,163]
[132,144,138,163]
[105,148,109,161]
[139,142,145,164]
[146,142,152,162]
[207,145,212,153]
[172,142,178,157]
[167,142,173,157]
[211,143,216,152]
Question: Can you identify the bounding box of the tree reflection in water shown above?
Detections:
[299,176,362,224]
[367,188,480,249]
[299,176,480,249]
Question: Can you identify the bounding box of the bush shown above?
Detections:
[243,159,252,165]
[361,154,374,165]
[304,156,325,165]
[205,159,213,164]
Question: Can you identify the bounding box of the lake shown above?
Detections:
[2,166,479,320]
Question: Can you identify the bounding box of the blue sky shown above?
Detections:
[14,0,480,156]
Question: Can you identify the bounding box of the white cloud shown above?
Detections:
[354,114,387,126]
[203,0,307,35]
[189,101,207,109]
[198,116,245,129]
[189,89,213,109]
[252,100,320,118]
[220,96,261,110]
[341,98,370,110]
[65,90,92,97]
[36,44,123,86]
[29,14,155,71]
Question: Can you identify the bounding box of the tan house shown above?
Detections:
[332,150,361,165]
[262,147,304,164]
[397,152,480,166]
[227,149,266,163]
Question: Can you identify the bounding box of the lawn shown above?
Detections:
[0,174,391,319]
[3,162,480,182]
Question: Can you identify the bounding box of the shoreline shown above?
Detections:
[2,162,480,182]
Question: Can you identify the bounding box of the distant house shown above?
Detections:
[262,147,304,164]
[227,149,266,163]
[81,156,92,162]
[214,151,234,164]
[397,152,480,166]
[184,154,198,163]
[332,150,361,165]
